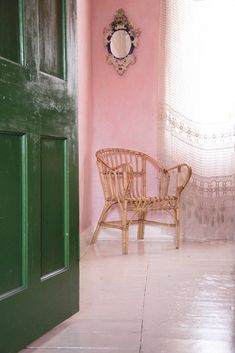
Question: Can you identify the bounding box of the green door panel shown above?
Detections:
[41,137,69,278]
[0,1,79,352]
[0,133,27,297]
[0,0,21,63]
[38,0,65,78]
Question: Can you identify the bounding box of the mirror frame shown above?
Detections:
[104,9,141,75]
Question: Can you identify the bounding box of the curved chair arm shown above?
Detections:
[110,163,134,201]
[141,156,173,198]
[98,160,134,202]
[165,163,192,196]
[142,154,166,172]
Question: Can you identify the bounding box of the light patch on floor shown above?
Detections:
[20,239,235,353]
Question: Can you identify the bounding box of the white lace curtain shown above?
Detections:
[158,0,235,241]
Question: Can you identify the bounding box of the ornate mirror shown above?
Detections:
[104,9,141,75]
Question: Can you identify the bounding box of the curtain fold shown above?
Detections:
[158,0,235,241]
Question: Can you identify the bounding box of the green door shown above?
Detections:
[0,1,79,352]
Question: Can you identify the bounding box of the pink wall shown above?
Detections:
[79,0,161,232]
[78,0,93,232]
[90,0,161,227]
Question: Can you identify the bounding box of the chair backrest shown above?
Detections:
[95,148,162,201]
[95,148,192,203]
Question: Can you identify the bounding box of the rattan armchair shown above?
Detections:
[91,148,192,255]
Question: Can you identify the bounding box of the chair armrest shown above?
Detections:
[111,163,134,201]
[98,161,134,202]
[165,163,192,196]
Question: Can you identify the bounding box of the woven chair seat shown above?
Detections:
[125,195,178,209]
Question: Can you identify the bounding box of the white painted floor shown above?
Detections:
[20,239,235,353]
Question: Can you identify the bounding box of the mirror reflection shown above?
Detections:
[110,30,132,59]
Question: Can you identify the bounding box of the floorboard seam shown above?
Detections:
[139,264,149,353]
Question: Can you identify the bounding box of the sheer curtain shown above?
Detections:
[158,0,235,241]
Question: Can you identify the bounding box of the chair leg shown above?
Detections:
[122,203,129,255]
[137,211,145,240]
[175,206,180,249]
[122,227,129,255]
[90,202,113,244]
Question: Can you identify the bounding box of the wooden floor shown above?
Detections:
[20,239,235,353]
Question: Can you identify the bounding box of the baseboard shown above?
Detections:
[80,224,235,254]
[94,224,174,242]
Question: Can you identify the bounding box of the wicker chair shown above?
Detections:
[91,148,192,255]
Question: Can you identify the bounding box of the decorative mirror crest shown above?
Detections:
[104,9,141,75]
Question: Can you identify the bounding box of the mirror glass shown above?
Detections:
[110,30,132,59]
